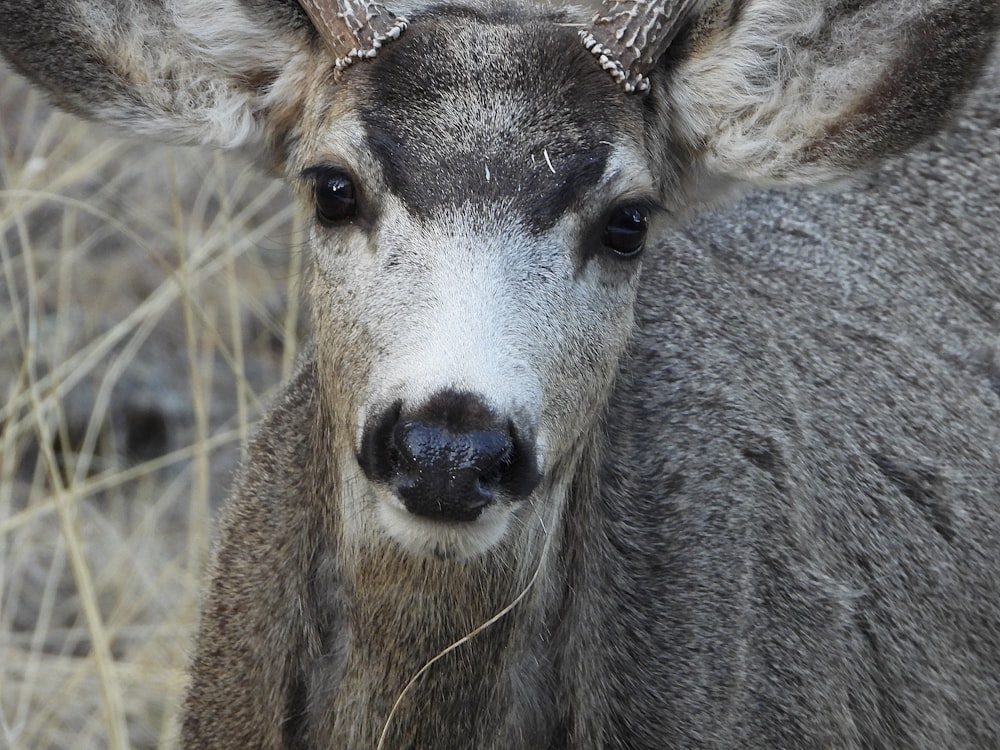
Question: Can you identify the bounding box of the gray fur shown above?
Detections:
[2,0,999,747]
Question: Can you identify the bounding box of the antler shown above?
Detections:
[581,0,707,93]
[299,0,407,74]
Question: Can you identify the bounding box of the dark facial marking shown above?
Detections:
[355,7,635,233]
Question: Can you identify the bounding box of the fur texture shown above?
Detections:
[0,0,312,153]
[2,0,999,747]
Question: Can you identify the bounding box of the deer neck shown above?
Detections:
[326,542,517,745]
[319,454,595,747]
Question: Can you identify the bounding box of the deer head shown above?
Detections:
[300,2,658,559]
[286,0,739,560]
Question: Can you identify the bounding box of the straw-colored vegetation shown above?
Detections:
[0,63,305,749]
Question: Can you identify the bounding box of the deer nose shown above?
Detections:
[358,392,540,522]
[394,421,513,520]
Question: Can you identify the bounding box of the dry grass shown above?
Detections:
[0,64,306,749]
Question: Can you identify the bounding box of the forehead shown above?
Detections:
[352,7,642,231]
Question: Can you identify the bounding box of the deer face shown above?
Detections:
[293,12,655,558]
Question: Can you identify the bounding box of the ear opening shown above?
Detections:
[653,0,1000,188]
[0,0,316,158]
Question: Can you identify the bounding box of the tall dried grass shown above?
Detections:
[0,64,305,749]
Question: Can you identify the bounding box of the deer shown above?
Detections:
[2,0,1000,746]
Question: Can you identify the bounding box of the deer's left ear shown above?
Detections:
[646,0,999,189]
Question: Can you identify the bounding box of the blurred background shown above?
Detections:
[0,61,305,748]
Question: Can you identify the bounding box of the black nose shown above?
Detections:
[358,391,540,522]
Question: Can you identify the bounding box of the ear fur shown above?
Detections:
[0,0,315,156]
[656,0,1000,187]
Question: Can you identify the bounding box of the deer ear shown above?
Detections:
[0,1,314,155]
[656,0,999,188]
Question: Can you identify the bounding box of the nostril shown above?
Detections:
[478,444,513,489]
[358,400,403,484]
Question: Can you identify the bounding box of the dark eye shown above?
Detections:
[603,205,649,257]
[314,170,357,225]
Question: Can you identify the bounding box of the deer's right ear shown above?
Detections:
[648,0,999,190]
[0,1,318,158]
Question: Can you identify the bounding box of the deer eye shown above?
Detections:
[603,205,649,257]
[314,170,357,225]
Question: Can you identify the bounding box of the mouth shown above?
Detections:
[374,494,518,560]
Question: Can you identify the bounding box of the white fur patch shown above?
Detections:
[357,206,546,452]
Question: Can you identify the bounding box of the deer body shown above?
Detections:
[2,0,999,747]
